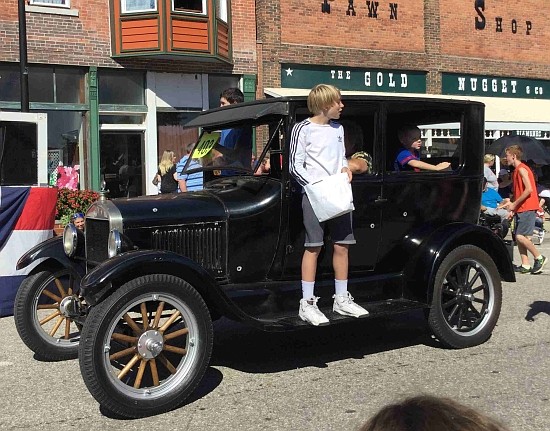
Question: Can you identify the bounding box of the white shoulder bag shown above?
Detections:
[304,170,355,222]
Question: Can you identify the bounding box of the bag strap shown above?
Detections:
[306,154,332,176]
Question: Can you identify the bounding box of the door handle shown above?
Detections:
[374,197,388,204]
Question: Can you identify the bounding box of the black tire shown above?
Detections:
[78,274,213,418]
[14,268,82,361]
[428,245,502,349]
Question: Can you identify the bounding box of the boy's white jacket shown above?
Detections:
[289,119,348,186]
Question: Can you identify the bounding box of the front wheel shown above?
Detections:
[428,245,502,349]
[79,274,213,418]
[14,268,83,360]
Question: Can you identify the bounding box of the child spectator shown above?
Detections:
[359,394,510,431]
[500,145,547,274]
[217,88,253,173]
[289,84,368,326]
[71,212,85,231]
[394,125,451,172]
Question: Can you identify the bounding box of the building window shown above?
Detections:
[216,0,227,22]
[121,0,157,13]
[0,65,20,102]
[0,64,85,104]
[28,66,86,104]
[44,110,85,168]
[172,0,206,14]
[98,70,145,106]
[29,0,70,8]
[0,121,38,185]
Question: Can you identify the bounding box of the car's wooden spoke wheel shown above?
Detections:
[107,301,193,390]
[14,268,83,360]
[79,274,213,418]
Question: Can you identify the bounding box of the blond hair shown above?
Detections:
[307,84,341,115]
[484,154,495,163]
[158,150,175,175]
[505,145,523,161]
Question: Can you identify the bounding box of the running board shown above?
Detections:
[255,299,427,331]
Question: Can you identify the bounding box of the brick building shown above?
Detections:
[1,0,550,194]
[257,0,550,151]
[0,0,257,195]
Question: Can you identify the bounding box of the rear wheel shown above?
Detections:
[14,268,83,360]
[79,274,213,418]
[428,245,502,349]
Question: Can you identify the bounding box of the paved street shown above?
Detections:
[1,241,549,431]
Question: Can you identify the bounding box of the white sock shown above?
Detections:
[302,281,315,300]
[335,279,348,296]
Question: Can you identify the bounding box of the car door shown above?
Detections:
[281,102,383,279]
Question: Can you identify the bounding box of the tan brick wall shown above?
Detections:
[231,0,257,66]
[440,0,550,65]
[258,0,550,91]
[0,0,256,75]
[0,0,114,67]
[281,0,425,53]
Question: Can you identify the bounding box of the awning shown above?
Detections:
[264,88,550,124]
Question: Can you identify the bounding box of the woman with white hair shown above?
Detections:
[483,153,499,190]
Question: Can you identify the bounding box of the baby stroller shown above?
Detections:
[532,206,546,245]
[540,191,550,217]
[478,212,509,239]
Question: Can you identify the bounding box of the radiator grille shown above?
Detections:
[85,219,110,264]
[151,223,225,275]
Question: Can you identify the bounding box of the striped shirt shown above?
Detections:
[289,119,347,187]
[176,155,203,191]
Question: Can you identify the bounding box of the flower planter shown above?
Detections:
[53,222,65,237]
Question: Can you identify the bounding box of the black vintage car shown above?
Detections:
[14,95,515,418]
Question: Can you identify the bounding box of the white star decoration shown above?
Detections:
[285,68,293,77]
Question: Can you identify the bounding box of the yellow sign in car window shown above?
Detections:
[193,132,221,158]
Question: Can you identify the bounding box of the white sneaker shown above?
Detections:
[333,292,369,318]
[299,297,330,326]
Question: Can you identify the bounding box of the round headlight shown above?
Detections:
[107,229,122,258]
[63,224,78,257]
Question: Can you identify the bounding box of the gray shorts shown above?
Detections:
[514,210,536,236]
[302,194,356,247]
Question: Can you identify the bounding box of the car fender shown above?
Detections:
[402,222,515,303]
[80,249,247,321]
[16,235,85,277]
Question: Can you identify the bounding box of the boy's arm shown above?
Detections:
[407,159,451,171]
[340,126,352,181]
[497,198,510,209]
[289,124,310,186]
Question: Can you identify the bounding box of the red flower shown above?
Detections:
[55,188,100,221]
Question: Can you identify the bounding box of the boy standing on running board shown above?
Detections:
[289,84,368,326]
[502,145,547,274]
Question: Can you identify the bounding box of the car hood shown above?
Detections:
[100,176,281,229]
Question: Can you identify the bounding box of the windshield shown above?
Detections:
[180,119,284,177]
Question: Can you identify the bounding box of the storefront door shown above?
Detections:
[99,132,144,198]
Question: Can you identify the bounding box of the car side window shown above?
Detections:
[340,118,374,175]
[385,104,463,173]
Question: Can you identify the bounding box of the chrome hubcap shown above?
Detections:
[137,330,164,359]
